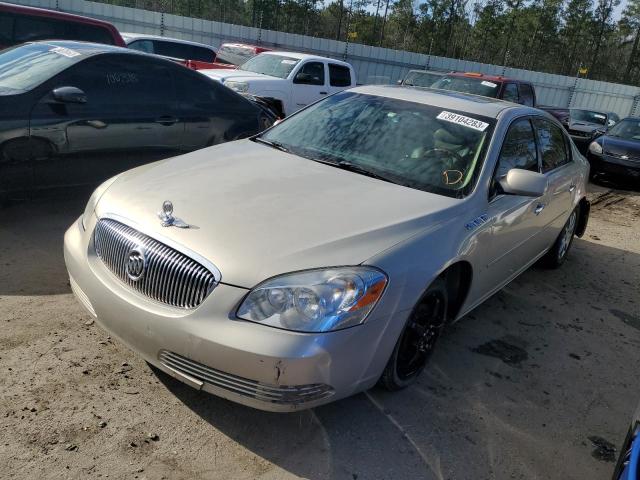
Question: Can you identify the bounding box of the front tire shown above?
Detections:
[379,278,448,390]
[542,206,579,268]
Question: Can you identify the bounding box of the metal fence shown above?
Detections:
[13,0,640,117]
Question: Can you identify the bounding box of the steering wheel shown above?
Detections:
[417,148,466,186]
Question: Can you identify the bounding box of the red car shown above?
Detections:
[432,72,537,107]
[207,42,272,70]
[0,2,125,49]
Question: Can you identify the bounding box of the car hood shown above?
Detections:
[96,140,459,287]
[601,135,640,158]
[199,69,279,83]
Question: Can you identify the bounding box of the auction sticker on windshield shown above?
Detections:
[50,46,80,58]
[437,111,489,132]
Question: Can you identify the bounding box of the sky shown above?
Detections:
[615,0,628,20]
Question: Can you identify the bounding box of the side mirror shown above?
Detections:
[499,169,547,197]
[397,79,403,85]
[52,86,87,104]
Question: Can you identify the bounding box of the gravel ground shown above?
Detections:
[1,181,639,480]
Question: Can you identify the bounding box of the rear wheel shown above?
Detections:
[542,206,578,268]
[379,278,448,390]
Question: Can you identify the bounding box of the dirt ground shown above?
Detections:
[1,181,639,480]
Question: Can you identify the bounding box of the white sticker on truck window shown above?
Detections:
[481,80,497,88]
[281,59,297,64]
[437,111,489,132]
[50,46,80,58]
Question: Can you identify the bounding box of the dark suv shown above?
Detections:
[432,72,537,107]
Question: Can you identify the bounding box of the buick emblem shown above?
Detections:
[125,247,146,281]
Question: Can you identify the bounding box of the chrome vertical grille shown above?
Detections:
[94,219,217,309]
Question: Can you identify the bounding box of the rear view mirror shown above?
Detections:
[52,86,87,104]
[499,169,547,197]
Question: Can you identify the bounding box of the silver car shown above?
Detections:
[64,86,590,412]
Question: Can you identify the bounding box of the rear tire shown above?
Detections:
[379,278,448,391]
[542,206,579,268]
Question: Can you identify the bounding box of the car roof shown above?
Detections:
[445,72,522,83]
[350,85,519,119]
[408,69,446,75]
[220,42,269,50]
[0,1,118,28]
[121,33,215,50]
[258,51,351,66]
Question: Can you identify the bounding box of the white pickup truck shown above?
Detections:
[199,52,356,117]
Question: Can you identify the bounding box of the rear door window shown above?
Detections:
[13,14,59,43]
[70,23,114,45]
[502,83,519,103]
[329,64,352,87]
[534,118,570,172]
[519,84,535,106]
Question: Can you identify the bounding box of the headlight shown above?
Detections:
[225,81,249,93]
[588,141,603,154]
[237,267,388,332]
[81,175,119,230]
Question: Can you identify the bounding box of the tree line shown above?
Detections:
[107,0,640,85]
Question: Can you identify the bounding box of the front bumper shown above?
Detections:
[588,152,640,178]
[64,215,394,411]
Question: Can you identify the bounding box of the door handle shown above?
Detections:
[534,203,545,215]
[155,116,178,126]
[319,91,328,95]
[568,185,576,192]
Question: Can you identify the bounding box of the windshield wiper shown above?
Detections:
[312,156,401,185]
[253,137,290,153]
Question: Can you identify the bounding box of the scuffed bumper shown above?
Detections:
[63,215,391,411]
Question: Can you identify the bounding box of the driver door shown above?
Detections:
[291,61,328,113]
[474,117,548,298]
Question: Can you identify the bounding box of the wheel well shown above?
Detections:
[440,261,473,321]
[575,197,590,238]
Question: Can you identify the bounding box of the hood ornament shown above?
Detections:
[158,200,190,228]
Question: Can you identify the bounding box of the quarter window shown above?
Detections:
[329,64,352,87]
[534,119,570,172]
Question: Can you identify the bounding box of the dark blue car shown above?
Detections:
[587,117,640,182]
[613,403,640,479]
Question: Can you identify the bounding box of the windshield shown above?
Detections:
[239,54,300,79]
[216,45,258,66]
[403,71,442,87]
[432,76,501,98]
[571,109,607,125]
[260,92,494,198]
[607,118,640,141]
[0,43,82,93]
